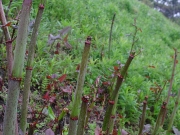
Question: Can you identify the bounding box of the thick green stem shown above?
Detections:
[20,4,44,134]
[167,89,180,134]
[76,96,89,135]
[68,38,91,135]
[102,52,135,133]
[3,1,32,135]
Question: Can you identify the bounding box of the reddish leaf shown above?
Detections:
[76,64,80,72]
[112,129,118,135]
[46,75,52,79]
[118,114,123,119]
[114,66,119,71]
[4,22,11,27]
[58,74,67,82]
[176,60,178,64]
[148,65,155,68]
[47,84,53,90]
[43,91,50,100]
[102,81,110,86]
[54,50,59,54]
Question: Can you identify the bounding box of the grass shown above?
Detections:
[1,0,180,134]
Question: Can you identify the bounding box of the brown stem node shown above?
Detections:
[10,76,22,81]
[26,67,33,70]
[85,40,91,46]
[117,74,123,79]
[5,40,12,43]
[82,95,89,103]
[108,100,115,105]
[39,4,44,9]
[111,115,115,119]
[70,116,78,120]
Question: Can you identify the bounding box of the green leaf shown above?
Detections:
[48,106,55,120]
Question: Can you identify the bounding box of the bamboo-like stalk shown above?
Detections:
[161,49,177,125]
[166,49,177,104]
[68,37,91,135]
[138,96,148,135]
[102,20,139,134]
[102,52,135,134]
[108,13,116,59]
[76,95,89,135]
[0,0,13,78]
[152,102,167,135]
[166,88,180,134]
[3,1,32,135]
[107,93,119,134]
[84,85,98,127]
[19,4,44,134]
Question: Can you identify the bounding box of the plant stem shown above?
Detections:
[19,4,44,134]
[0,0,13,78]
[108,93,119,134]
[102,52,135,134]
[152,101,167,135]
[161,49,177,125]
[108,13,116,59]
[138,96,148,135]
[68,37,91,135]
[3,1,32,135]
[76,96,89,135]
[84,87,96,127]
[167,88,180,134]
[166,49,177,104]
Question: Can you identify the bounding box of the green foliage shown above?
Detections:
[2,0,180,134]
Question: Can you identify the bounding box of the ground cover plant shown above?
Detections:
[1,0,180,135]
